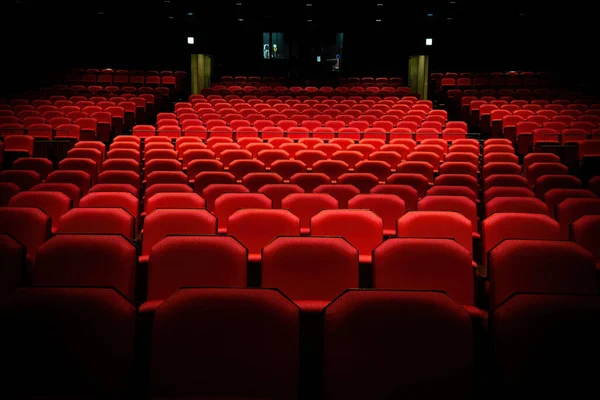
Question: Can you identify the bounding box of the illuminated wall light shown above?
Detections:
[238,18,244,21]
[306,3,313,6]
[307,19,313,22]
[187,37,195,45]
[168,16,174,19]
[426,38,433,46]
[375,19,382,22]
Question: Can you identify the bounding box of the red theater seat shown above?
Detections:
[0,207,51,263]
[32,235,137,300]
[57,208,135,240]
[144,236,247,310]
[492,293,600,396]
[228,209,300,262]
[482,213,561,267]
[140,209,217,263]
[311,209,383,263]
[324,290,474,399]
[148,288,299,399]
[1,287,136,398]
[262,237,359,311]
[373,238,475,306]
[213,193,272,233]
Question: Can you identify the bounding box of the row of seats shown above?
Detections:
[4,183,598,265]
[3,225,599,309]
[203,86,416,98]
[63,69,185,87]
[2,225,600,316]
[4,286,597,398]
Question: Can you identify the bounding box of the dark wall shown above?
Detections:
[1,0,597,94]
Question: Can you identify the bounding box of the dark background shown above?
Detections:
[1,0,596,93]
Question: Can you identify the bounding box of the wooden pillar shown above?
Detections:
[408,55,429,100]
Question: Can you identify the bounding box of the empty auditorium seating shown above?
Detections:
[262,237,359,311]
[213,192,272,233]
[0,170,41,190]
[145,192,205,215]
[32,234,137,300]
[0,207,51,263]
[373,238,475,306]
[571,215,600,265]
[348,194,406,236]
[485,197,549,217]
[282,193,338,235]
[398,211,474,260]
[492,294,600,396]
[482,213,561,267]
[9,191,72,233]
[228,209,300,262]
[143,236,247,311]
[148,288,299,399]
[544,188,597,218]
[488,240,597,308]
[311,210,383,263]
[535,175,582,198]
[57,208,135,240]
[1,287,136,398]
[140,209,217,263]
[323,290,474,398]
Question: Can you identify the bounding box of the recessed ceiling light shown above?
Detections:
[426,38,433,46]
[187,37,195,45]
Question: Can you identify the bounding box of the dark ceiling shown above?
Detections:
[1,0,590,29]
[0,0,595,93]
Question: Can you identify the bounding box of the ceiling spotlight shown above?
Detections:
[187,37,195,45]
[426,38,433,46]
